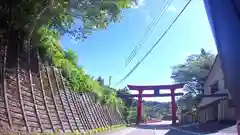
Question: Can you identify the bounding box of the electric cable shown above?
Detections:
[116,0,192,86]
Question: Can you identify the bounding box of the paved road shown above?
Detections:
[98,121,199,135]
[98,121,237,135]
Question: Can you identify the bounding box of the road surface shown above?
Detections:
[98,121,237,135]
[98,121,198,135]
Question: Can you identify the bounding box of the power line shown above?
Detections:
[125,0,173,67]
[116,0,192,86]
[125,0,172,67]
[111,0,172,80]
[116,62,140,86]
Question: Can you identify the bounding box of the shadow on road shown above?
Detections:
[134,124,170,130]
[165,121,236,135]
[176,121,236,134]
[133,121,236,135]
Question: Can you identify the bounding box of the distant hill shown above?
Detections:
[132,100,170,119]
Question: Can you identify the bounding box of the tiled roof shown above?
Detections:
[198,90,228,108]
[198,97,221,108]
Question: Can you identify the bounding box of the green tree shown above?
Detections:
[177,92,199,113]
[122,107,130,124]
[64,49,78,65]
[172,49,216,112]
[96,76,105,86]
[171,49,215,93]
[117,87,133,107]
[0,0,138,116]
[116,87,133,123]
[38,27,105,102]
[1,0,137,44]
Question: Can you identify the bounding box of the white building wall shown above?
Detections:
[200,55,234,123]
[207,105,217,121]
[203,56,226,95]
[219,99,235,120]
[199,106,217,123]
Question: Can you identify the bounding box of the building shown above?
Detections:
[198,55,235,123]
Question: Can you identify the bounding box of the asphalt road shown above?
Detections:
[98,121,238,135]
[98,121,201,135]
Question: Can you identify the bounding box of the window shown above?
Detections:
[211,80,219,94]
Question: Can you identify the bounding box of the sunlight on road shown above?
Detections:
[150,121,172,135]
[146,120,172,125]
[123,121,173,135]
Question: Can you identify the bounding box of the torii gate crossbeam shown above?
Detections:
[128,83,184,125]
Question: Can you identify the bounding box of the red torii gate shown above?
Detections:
[128,83,184,125]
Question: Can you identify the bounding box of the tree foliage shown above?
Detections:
[1,0,138,110]
[171,49,215,91]
[96,76,105,86]
[38,27,102,95]
[1,0,136,43]
[0,0,142,119]
[37,27,126,110]
[117,87,133,107]
[64,49,78,66]
[177,92,199,112]
[172,49,216,112]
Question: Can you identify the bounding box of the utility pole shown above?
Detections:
[109,76,112,87]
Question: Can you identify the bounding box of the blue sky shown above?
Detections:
[60,0,217,102]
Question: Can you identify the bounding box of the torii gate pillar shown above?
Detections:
[170,89,177,125]
[137,90,143,124]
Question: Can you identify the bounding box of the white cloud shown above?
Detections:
[167,5,177,12]
[132,0,146,9]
